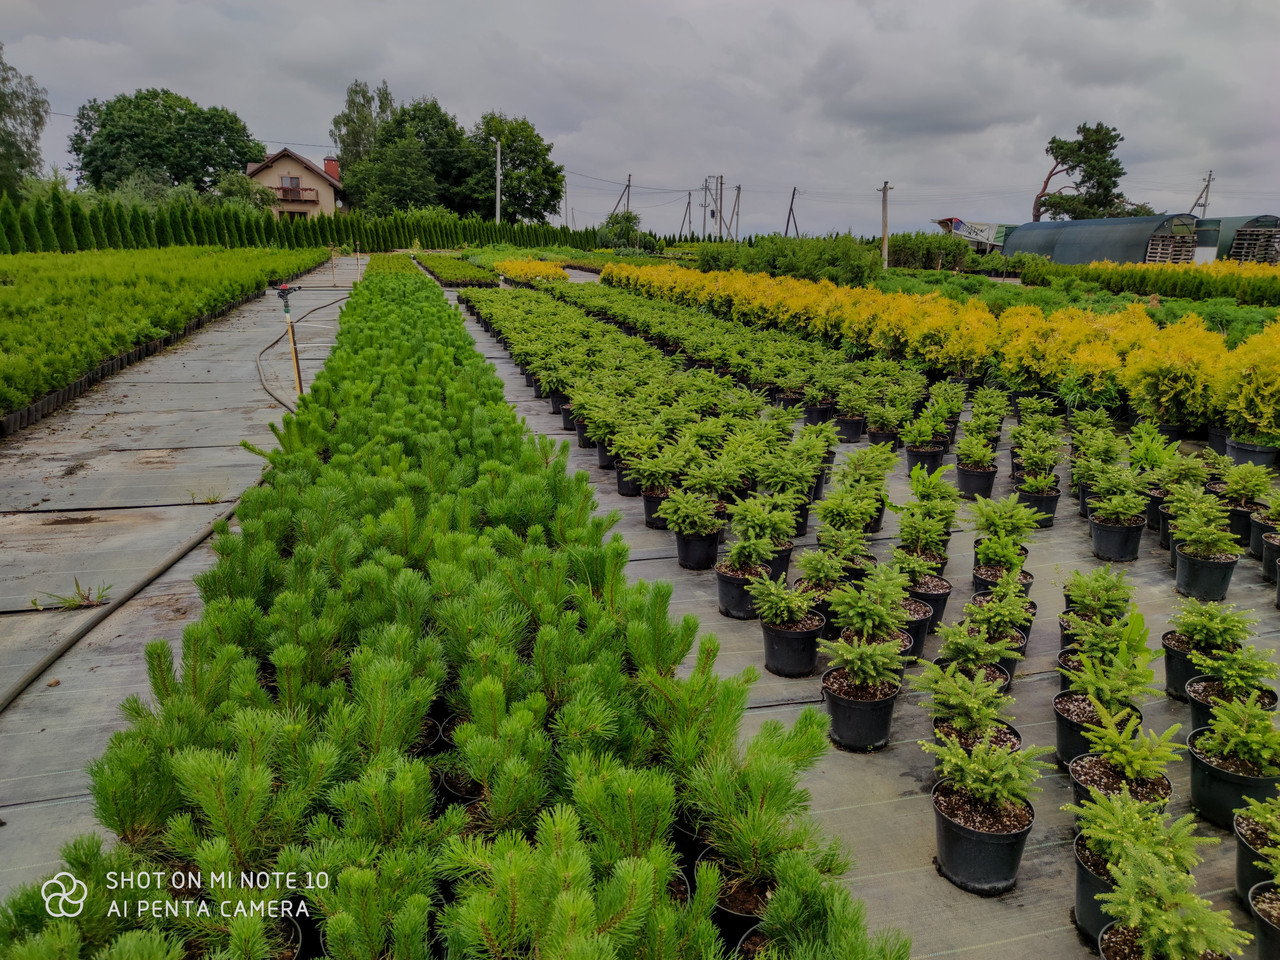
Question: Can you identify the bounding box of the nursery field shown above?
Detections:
[0,247,330,420]
[4,246,1280,960]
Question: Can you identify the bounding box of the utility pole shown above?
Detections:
[717,175,725,240]
[877,181,893,269]
[700,179,709,239]
[1190,170,1214,218]
[679,191,692,241]
[728,185,741,242]
[611,175,632,215]
[784,187,798,237]
[491,138,501,223]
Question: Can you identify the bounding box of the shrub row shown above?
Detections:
[412,253,498,287]
[0,247,330,416]
[1021,257,1280,307]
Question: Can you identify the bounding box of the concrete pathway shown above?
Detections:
[0,257,361,898]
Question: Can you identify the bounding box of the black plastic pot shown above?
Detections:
[932,780,1033,895]
[1227,436,1278,467]
[1017,488,1060,528]
[1073,834,1114,947]
[1236,814,1272,905]
[902,599,934,658]
[671,815,711,879]
[1188,680,1277,734]
[768,543,793,582]
[1160,633,1196,702]
[697,852,765,950]
[804,403,833,424]
[1188,727,1280,829]
[909,577,952,634]
[1089,515,1144,562]
[548,390,567,414]
[1174,546,1237,602]
[595,443,617,470]
[1252,513,1279,560]
[1067,752,1171,812]
[763,617,825,678]
[865,428,897,449]
[1208,424,1230,455]
[835,416,864,443]
[574,419,597,449]
[559,404,576,431]
[793,500,811,538]
[1077,482,1094,518]
[1264,533,1280,585]
[822,668,899,751]
[1227,504,1258,549]
[675,531,720,570]
[1054,692,1140,767]
[1157,502,1173,549]
[616,466,642,497]
[1249,880,1280,960]
[955,463,997,500]
[642,493,669,530]
[1145,491,1165,531]
[716,568,758,620]
[905,444,945,474]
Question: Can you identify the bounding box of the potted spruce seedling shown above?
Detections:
[818,633,905,751]
[970,493,1046,546]
[1247,846,1280,960]
[920,736,1053,895]
[897,507,951,575]
[1235,789,1280,908]
[1187,644,1279,732]
[835,442,900,532]
[955,433,998,500]
[894,547,952,636]
[1068,704,1181,808]
[793,548,849,639]
[747,574,826,678]
[727,493,800,582]
[1188,693,1280,830]
[715,538,773,620]
[1096,850,1251,960]
[609,427,664,497]
[1213,462,1273,549]
[825,563,911,655]
[934,621,1022,692]
[1054,614,1160,765]
[1175,503,1244,602]
[1253,500,1280,568]
[628,450,680,529]
[1059,615,1137,693]
[901,411,946,474]
[1061,566,1133,648]
[972,534,1032,595]
[1090,491,1150,563]
[1148,454,1209,532]
[1014,430,1064,525]
[1162,598,1256,702]
[1065,790,1215,947]
[962,574,1034,676]
[864,402,903,449]
[657,488,725,569]
[755,448,820,536]
[912,660,1020,751]
[833,381,873,443]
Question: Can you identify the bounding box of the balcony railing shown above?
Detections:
[272,185,319,203]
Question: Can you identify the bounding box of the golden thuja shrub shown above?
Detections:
[495,259,569,284]
[1120,314,1227,426]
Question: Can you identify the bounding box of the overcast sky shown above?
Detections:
[7,0,1278,237]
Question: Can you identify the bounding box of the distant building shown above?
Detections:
[932,218,1018,254]
[245,148,342,220]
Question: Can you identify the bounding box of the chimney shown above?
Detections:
[323,156,340,182]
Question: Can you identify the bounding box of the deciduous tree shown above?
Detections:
[0,44,49,202]
[329,79,394,168]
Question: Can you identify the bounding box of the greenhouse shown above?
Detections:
[1001,213,1199,265]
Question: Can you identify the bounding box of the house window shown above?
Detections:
[280,176,301,201]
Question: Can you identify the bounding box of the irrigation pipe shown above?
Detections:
[0,293,351,714]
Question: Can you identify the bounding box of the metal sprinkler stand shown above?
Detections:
[275,283,304,397]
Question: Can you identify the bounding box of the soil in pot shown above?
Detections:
[933,718,1022,753]
[932,780,1034,895]
[696,852,771,949]
[1054,692,1140,767]
[1250,881,1280,960]
[1068,753,1172,807]
[1251,512,1279,559]
[762,614,825,678]
[1236,813,1274,905]
[972,565,1033,596]
[901,597,933,658]
[1187,678,1278,733]
[908,573,952,634]
[822,668,900,751]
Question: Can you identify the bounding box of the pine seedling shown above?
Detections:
[570,764,677,871]
[1190,644,1278,702]
[621,580,699,677]
[1080,701,1183,782]
[911,661,1013,739]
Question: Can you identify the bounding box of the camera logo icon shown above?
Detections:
[42,873,88,918]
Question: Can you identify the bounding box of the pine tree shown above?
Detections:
[50,188,76,253]
[69,197,94,250]
[19,204,40,251]
[34,197,58,252]
[1,194,24,253]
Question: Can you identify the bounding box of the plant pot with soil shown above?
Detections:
[1067,703,1181,810]
[1089,492,1149,563]
[921,737,1052,895]
[901,413,946,475]
[792,547,848,639]
[954,433,999,500]
[715,538,773,621]
[747,574,826,678]
[1188,694,1280,830]
[1174,502,1244,602]
[1162,598,1256,701]
[971,534,1033,596]
[934,620,1023,694]
[895,548,953,635]
[818,635,905,751]
[658,489,726,570]
[912,660,1020,754]
[1186,643,1279,733]
[1235,791,1280,906]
